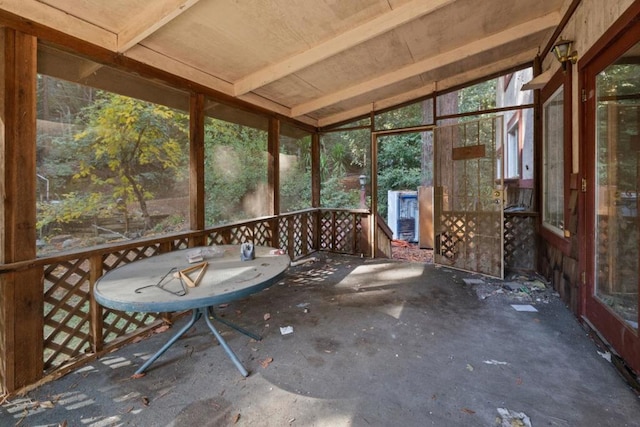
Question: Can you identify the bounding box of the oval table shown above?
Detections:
[94,245,290,377]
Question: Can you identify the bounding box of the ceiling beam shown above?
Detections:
[117,0,202,52]
[124,44,235,95]
[291,12,560,117]
[233,0,457,96]
[0,0,116,50]
[317,48,539,128]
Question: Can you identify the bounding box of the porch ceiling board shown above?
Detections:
[116,0,203,53]
[232,0,457,96]
[290,11,561,117]
[2,0,567,125]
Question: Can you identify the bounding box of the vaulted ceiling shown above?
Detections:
[1,0,568,127]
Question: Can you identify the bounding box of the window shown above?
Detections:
[506,122,520,178]
[319,128,370,209]
[36,46,190,256]
[542,86,565,235]
[203,99,269,226]
[280,123,312,213]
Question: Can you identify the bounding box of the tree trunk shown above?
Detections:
[125,172,151,231]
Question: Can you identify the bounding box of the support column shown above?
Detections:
[268,118,280,248]
[189,93,205,246]
[0,28,42,393]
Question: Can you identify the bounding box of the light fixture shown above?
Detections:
[359,175,367,187]
[552,37,578,70]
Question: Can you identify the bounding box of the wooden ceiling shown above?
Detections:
[2,0,567,127]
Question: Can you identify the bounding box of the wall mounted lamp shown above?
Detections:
[552,37,578,70]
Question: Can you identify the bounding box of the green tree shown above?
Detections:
[377,133,423,218]
[204,118,268,224]
[74,92,188,230]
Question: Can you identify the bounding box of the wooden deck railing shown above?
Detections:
[2,208,369,390]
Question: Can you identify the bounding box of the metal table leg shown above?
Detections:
[134,307,250,377]
[208,307,262,341]
[135,309,201,375]
[204,312,249,377]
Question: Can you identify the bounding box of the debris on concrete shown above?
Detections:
[263,313,271,321]
[496,407,532,427]
[598,350,612,363]
[503,282,521,291]
[290,257,319,267]
[280,326,294,335]
[296,302,310,308]
[463,278,486,286]
[484,360,508,365]
[511,304,538,312]
[462,270,556,305]
[259,357,273,368]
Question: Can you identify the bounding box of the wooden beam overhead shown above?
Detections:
[0,0,116,50]
[117,0,202,53]
[124,44,235,95]
[291,12,560,117]
[317,48,537,128]
[233,0,457,96]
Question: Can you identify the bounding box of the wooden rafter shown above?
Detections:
[0,0,116,50]
[317,48,538,128]
[233,0,456,96]
[291,12,560,117]
[117,0,202,52]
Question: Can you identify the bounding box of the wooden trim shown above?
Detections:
[189,93,205,239]
[539,66,572,256]
[0,28,42,393]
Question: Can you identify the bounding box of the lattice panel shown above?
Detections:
[252,220,272,245]
[319,212,332,250]
[304,212,317,254]
[208,231,228,245]
[278,217,289,251]
[43,258,92,370]
[504,213,536,271]
[102,244,161,272]
[436,211,501,277]
[101,309,159,343]
[319,211,360,254]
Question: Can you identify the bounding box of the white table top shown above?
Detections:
[94,245,290,312]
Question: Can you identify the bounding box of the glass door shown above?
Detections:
[585,36,640,373]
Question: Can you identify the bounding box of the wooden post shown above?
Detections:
[89,254,104,353]
[0,29,42,393]
[189,93,205,247]
[268,118,280,248]
[311,133,320,208]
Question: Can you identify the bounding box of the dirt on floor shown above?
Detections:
[391,240,433,263]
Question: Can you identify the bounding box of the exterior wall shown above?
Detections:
[538,0,635,313]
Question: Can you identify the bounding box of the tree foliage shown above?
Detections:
[73,92,188,229]
[204,117,268,224]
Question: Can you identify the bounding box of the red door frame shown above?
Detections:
[580,3,640,373]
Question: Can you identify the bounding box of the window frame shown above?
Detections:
[540,68,572,253]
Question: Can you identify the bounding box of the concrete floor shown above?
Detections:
[2,253,640,426]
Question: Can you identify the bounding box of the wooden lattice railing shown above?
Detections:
[503,211,538,272]
[6,208,369,386]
